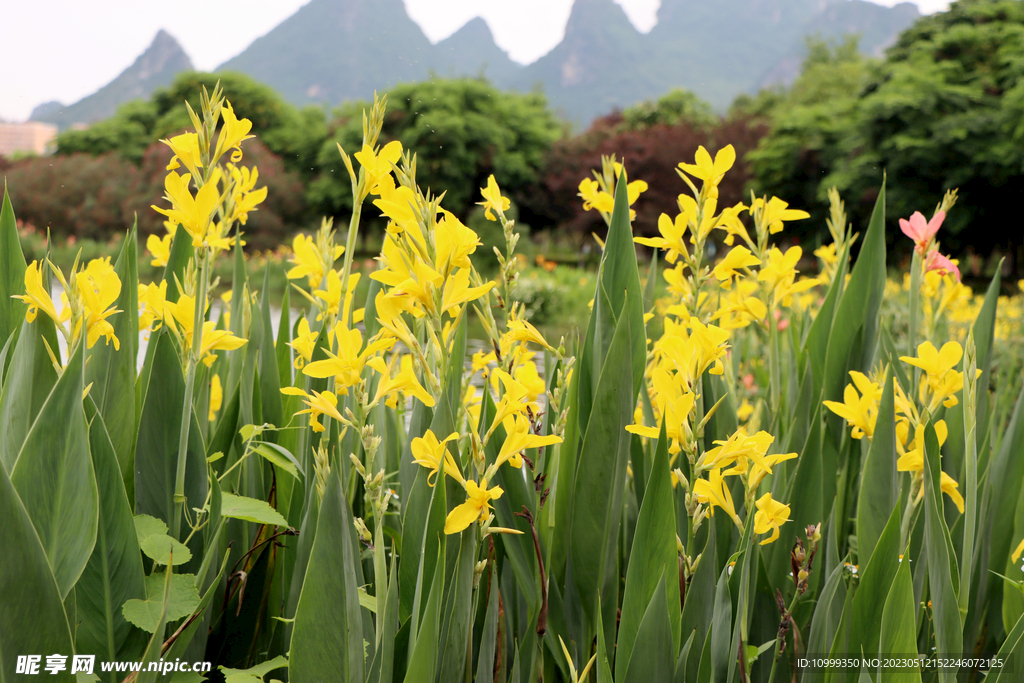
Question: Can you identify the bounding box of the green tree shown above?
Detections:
[620,88,718,131]
[57,71,328,179]
[745,35,874,240]
[824,0,1024,257]
[307,77,562,221]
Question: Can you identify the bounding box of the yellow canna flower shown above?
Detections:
[823,371,882,439]
[1012,537,1024,564]
[713,246,760,286]
[138,280,169,333]
[693,468,742,527]
[678,145,735,191]
[368,355,435,408]
[751,196,810,235]
[753,493,791,545]
[354,140,403,198]
[226,164,267,225]
[162,132,203,177]
[214,101,255,164]
[479,175,511,221]
[280,386,344,432]
[14,260,62,326]
[165,294,247,366]
[900,341,972,412]
[441,268,494,317]
[496,414,562,469]
[209,373,223,422]
[411,429,464,486]
[635,212,690,264]
[444,478,504,534]
[287,233,344,289]
[488,370,531,435]
[303,323,393,391]
[578,178,614,214]
[150,171,222,247]
[435,210,481,275]
[289,317,318,369]
[147,233,172,268]
[73,258,122,350]
[504,315,552,351]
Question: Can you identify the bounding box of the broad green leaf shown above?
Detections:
[74,405,146,670]
[11,343,98,599]
[822,181,886,415]
[921,421,961,683]
[402,542,446,683]
[856,366,898,567]
[437,527,477,681]
[133,565,174,683]
[275,283,292,389]
[220,492,290,527]
[986,386,1024,577]
[849,503,903,667]
[0,452,75,682]
[160,225,193,303]
[254,443,301,480]
[220,655,288,680]
[367,553,400,683]
[134,514,169,544]
[289,471,364,682]
[140,534,193,566]
[0,315,58,472]
[85,223,138,482]
[985,608,1024,683]
[570,304,635,630]
[878,559,921,683]
[616,419,680,679]
[802,545,847,683]
[710,561,733,683]
[474,565,501,683]
[623,574,675,682]
[134,331,207,553]
[121,572,200,633]
[1002,484,1024,633]
[257,265,284,430]
[680,522,717,683]
[0,185,27,348]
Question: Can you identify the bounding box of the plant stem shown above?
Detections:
[768,294,781,417]
[339,200,363,327]
[172,247,209,538]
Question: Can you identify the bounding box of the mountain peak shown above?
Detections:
[433,17,521,81]
[31,29,192,128]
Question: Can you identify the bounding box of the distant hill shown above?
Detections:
[32,0,922,128]
[31,30,193,129]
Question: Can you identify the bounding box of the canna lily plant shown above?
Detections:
[0,83,1022,683]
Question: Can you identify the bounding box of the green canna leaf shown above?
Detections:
[121,572,200,633]
[133,565,174,683]
[0,315,58,473]
[0,448,75,682]
[437,527,478,681]
[474,564,501,683]
[0,184,27,350]
[85,222,138,483]
[848,503,903,670]
[289,470,364,682]
[616,418,681,679]
[11,343,98,600]
[134,330,208,564]
[622,573,675,682]
[878,557,922,683]
[921,421,962,683]
[74,404,147,671]
[570,302,636,637]
[856,366,898,563]
[710,561,733,683]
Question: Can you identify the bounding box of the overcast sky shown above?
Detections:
[1,0,951,122]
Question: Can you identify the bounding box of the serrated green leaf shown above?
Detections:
[134,514,168,544]
[254,442,301,480]
[219,492,290,527]
[122,572,200,634]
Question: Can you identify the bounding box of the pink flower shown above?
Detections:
[925,250,961,281]
[899,210,945,254]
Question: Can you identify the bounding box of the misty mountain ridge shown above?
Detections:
[34,0,921,128]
